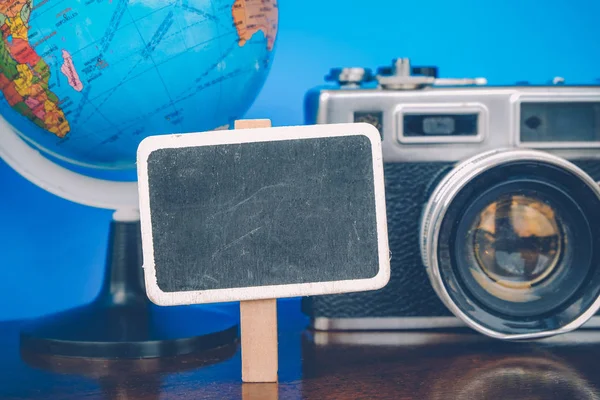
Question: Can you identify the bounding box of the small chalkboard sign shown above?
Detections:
[136,120,390,382]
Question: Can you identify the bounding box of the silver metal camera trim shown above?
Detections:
[312,316,465,331]
[420,148,600,341]
[510,92,600,150]
[310,317,600,349]
[312,86,600,163]
[310,315,600,334]
[394,102,488,144]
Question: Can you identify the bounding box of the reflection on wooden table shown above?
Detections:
[3,309,600,399]
[304,329,600,399]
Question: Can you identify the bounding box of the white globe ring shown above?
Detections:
[0,116,139,221]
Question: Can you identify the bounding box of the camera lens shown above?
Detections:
[470,194,563,288]
[421,149,600,340]
[457,186,588,318]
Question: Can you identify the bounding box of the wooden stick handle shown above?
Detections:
[234,119,272,129]
[240,299,278,382]
[242,383,279,400]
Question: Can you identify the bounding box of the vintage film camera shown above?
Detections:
[302,58,600,340]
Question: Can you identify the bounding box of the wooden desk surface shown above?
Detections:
[3,302,600,399]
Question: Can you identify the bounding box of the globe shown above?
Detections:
[0,0,278,170]
[0,0,278,360]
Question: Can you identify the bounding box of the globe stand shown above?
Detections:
[19,217,239,359]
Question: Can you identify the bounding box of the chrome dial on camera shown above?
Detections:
[325,67,374,87]
[375,58,488,90]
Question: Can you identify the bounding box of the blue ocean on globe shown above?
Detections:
[0,0,278,170]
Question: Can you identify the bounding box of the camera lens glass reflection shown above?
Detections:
[470,194,563,290]
[455,183,593,318]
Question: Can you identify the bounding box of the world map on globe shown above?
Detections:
[0,0,278,169]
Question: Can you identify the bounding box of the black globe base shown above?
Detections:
[19,303,239,359]
[19,218,239,359]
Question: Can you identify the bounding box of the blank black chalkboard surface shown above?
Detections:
[137,121,390,306]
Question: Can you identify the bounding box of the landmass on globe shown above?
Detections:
[0,0,69,137]
[60,49,83,92]
[0,0,278,168]
[232,0,278,50]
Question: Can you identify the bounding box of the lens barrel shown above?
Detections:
[421,148,600,340]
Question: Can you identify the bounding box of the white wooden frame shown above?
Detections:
[137,122,390,306]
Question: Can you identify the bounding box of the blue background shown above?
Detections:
[1,0,600,321]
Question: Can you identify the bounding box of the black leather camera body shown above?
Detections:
[302,59,600,340]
